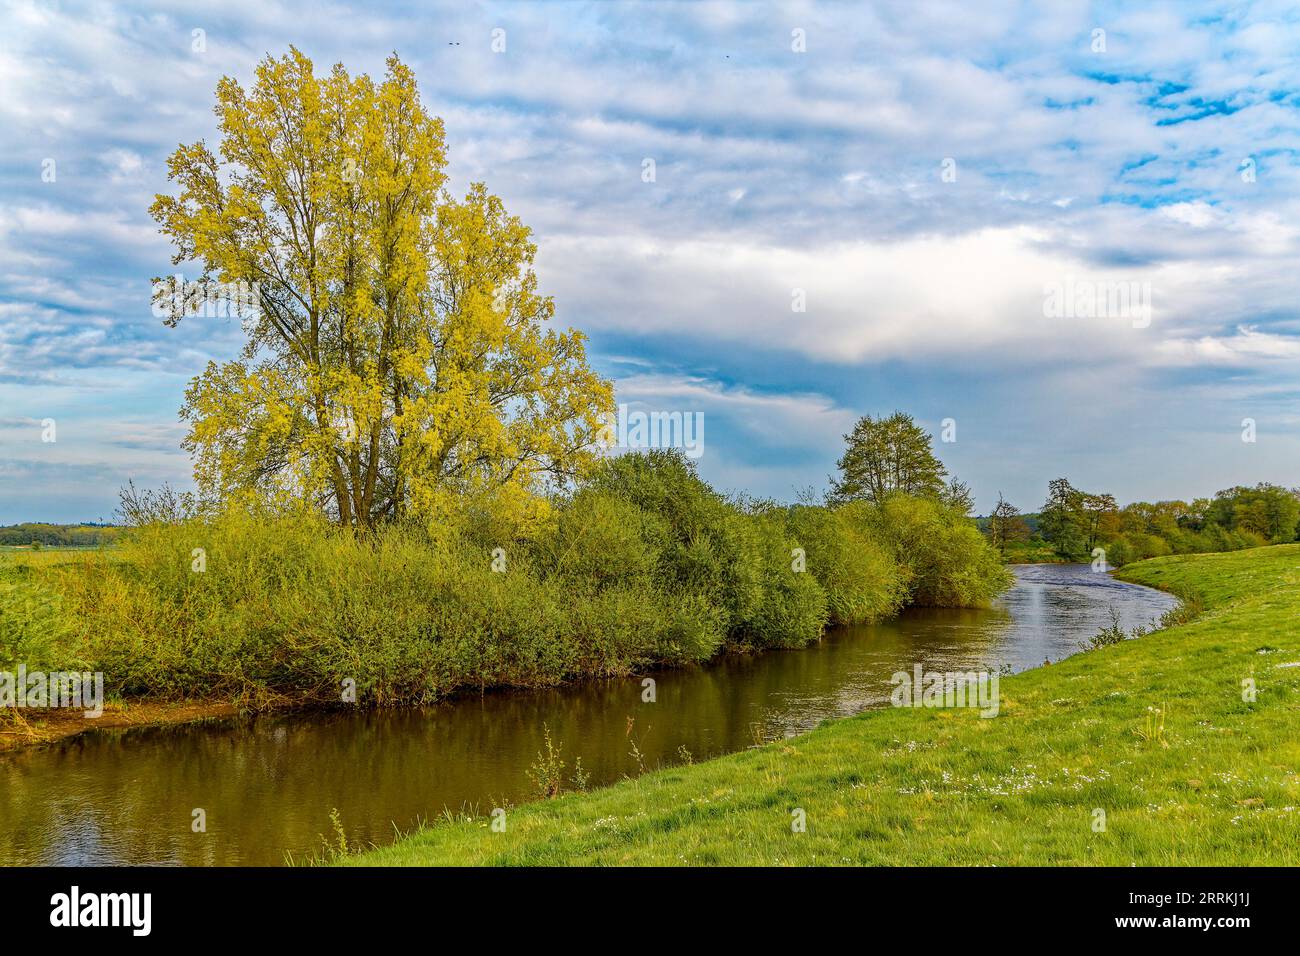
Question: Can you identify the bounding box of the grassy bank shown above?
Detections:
[346,545,1300,865]
[995,539,1066,564]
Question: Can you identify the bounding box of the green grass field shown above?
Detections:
[0,545,106,569]
[996,538,1065,563]
[346,545,1300,866]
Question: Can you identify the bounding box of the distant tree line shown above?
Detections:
[993,479,1300,565]
[0,524,122,547]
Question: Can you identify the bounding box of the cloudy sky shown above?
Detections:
[2,0,1299,523]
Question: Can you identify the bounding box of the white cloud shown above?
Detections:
[544,220,1293,367]
[3,0,1300,518]
[616,372,854,452]
[1153,325,1300,367]
[1160,201,1222,229]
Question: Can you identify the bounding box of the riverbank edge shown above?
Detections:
[0,612,966,754]
[342,545,1300,866]
[0,559,1165,754]
[0,621,904,752]
[0,699,244,752]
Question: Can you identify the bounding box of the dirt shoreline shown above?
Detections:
[0,700,243,752]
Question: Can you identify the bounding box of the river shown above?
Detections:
[0,564,1176,865]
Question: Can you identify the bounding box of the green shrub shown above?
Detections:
[14,456,1017,708]
[26,496,736,705]
[532,488,665,588]
[0,564,76,672]
[853,495,1011,607]
[1107,532,1173,567]
[728,509,829,648]
[584,451,765,631]
[784,504,905,625]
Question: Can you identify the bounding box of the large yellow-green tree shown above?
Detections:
[150,48,613,528]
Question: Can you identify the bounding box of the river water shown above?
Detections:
[0,564,1176,866]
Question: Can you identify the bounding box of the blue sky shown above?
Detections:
[2,0,1300,523]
